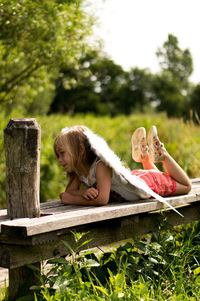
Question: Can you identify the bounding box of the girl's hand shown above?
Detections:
[83,187,99,200]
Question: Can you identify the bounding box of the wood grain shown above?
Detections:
[4,118,41,219]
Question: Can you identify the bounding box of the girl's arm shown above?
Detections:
[60,162,112,206]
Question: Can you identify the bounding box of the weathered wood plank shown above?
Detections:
[1,202,200,269]
[1,192,200,237]
[191,178,200,183]
[0,210,7,217]
[39,179,200,212]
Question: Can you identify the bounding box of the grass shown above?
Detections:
[2,219,199,300]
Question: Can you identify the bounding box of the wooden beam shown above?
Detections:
[9,263,40,299]
[4,118,41,219]
[1,193,199,237]
[1,202,200,269]
[4,118,41,300]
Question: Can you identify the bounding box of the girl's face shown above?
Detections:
[56,148,73,173]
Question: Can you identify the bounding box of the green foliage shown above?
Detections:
[10,220,200,301]
[0,284,8,301]
[0,112,200,209]
[48,34,198,119]
[153,34,193,118]
[49,51,157,116]
[152,72,187,117]
[156,34,193,86]
[190,84,200,120]
[0,0,95,113]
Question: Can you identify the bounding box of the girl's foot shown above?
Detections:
[148,126,165,162]
[131,127,149,162]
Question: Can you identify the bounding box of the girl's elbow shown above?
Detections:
[95,196,109,206]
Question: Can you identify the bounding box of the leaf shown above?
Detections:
[118,292,125,298]
[94,286,109,296]
[26,264,41,272]
[79,250,96,257]
[47,257,67,264]
[53,276,69,290]
[71,231,89,242]
[61,240,73,254]
[85,259,100,267]
[193,267,200,276]
[149,257,159,264]
[29,285,41,291]
[131,251,142,257]
[78,238,93,249]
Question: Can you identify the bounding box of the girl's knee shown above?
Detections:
[175,181,192,195]
[185,180,192,194]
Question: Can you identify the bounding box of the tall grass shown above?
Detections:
[0,112,200,208]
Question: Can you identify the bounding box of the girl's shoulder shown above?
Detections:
[79,157,101,187]
[96,160,111,171]
[96,160,112,180]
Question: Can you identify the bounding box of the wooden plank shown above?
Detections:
[191,178,200,183]
[40,199,63,209]
[0,180,200,235]
[0,178,199,220]
[39,179,200,214]
[1,192,199,237]
[0,210,7,217]
[1,202,200,269]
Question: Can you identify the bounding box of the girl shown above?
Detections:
[54,125,191,214]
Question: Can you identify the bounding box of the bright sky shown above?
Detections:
[92,0,200,83]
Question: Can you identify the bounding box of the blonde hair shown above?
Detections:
[54,125,96,179]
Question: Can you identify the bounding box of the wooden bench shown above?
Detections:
[0,118,200,300]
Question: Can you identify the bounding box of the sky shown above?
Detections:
[92,0,200,83]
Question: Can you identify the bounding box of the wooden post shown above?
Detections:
[4,118,41,299]
[4,118,40,219]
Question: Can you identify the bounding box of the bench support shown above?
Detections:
[4,118,41,299]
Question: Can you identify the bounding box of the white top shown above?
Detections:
[78,158,146,201]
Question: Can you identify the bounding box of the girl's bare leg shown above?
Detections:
[161,150,192,195]
[132,126,192,195]
[148,126,192,195]
[141,154,158,170]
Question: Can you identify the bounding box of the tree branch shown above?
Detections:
[0,63,39,105]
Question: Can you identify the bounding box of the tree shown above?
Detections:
[190,84,200,121]
[118,67,154,114]
[49,51,127,115]
[156,34,193,87]
[153,34,193,117]
[152,73,186,117]
[0,0,95,112]
[49,51,155,116]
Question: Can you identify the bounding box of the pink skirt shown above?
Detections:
[131,169,176,197]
